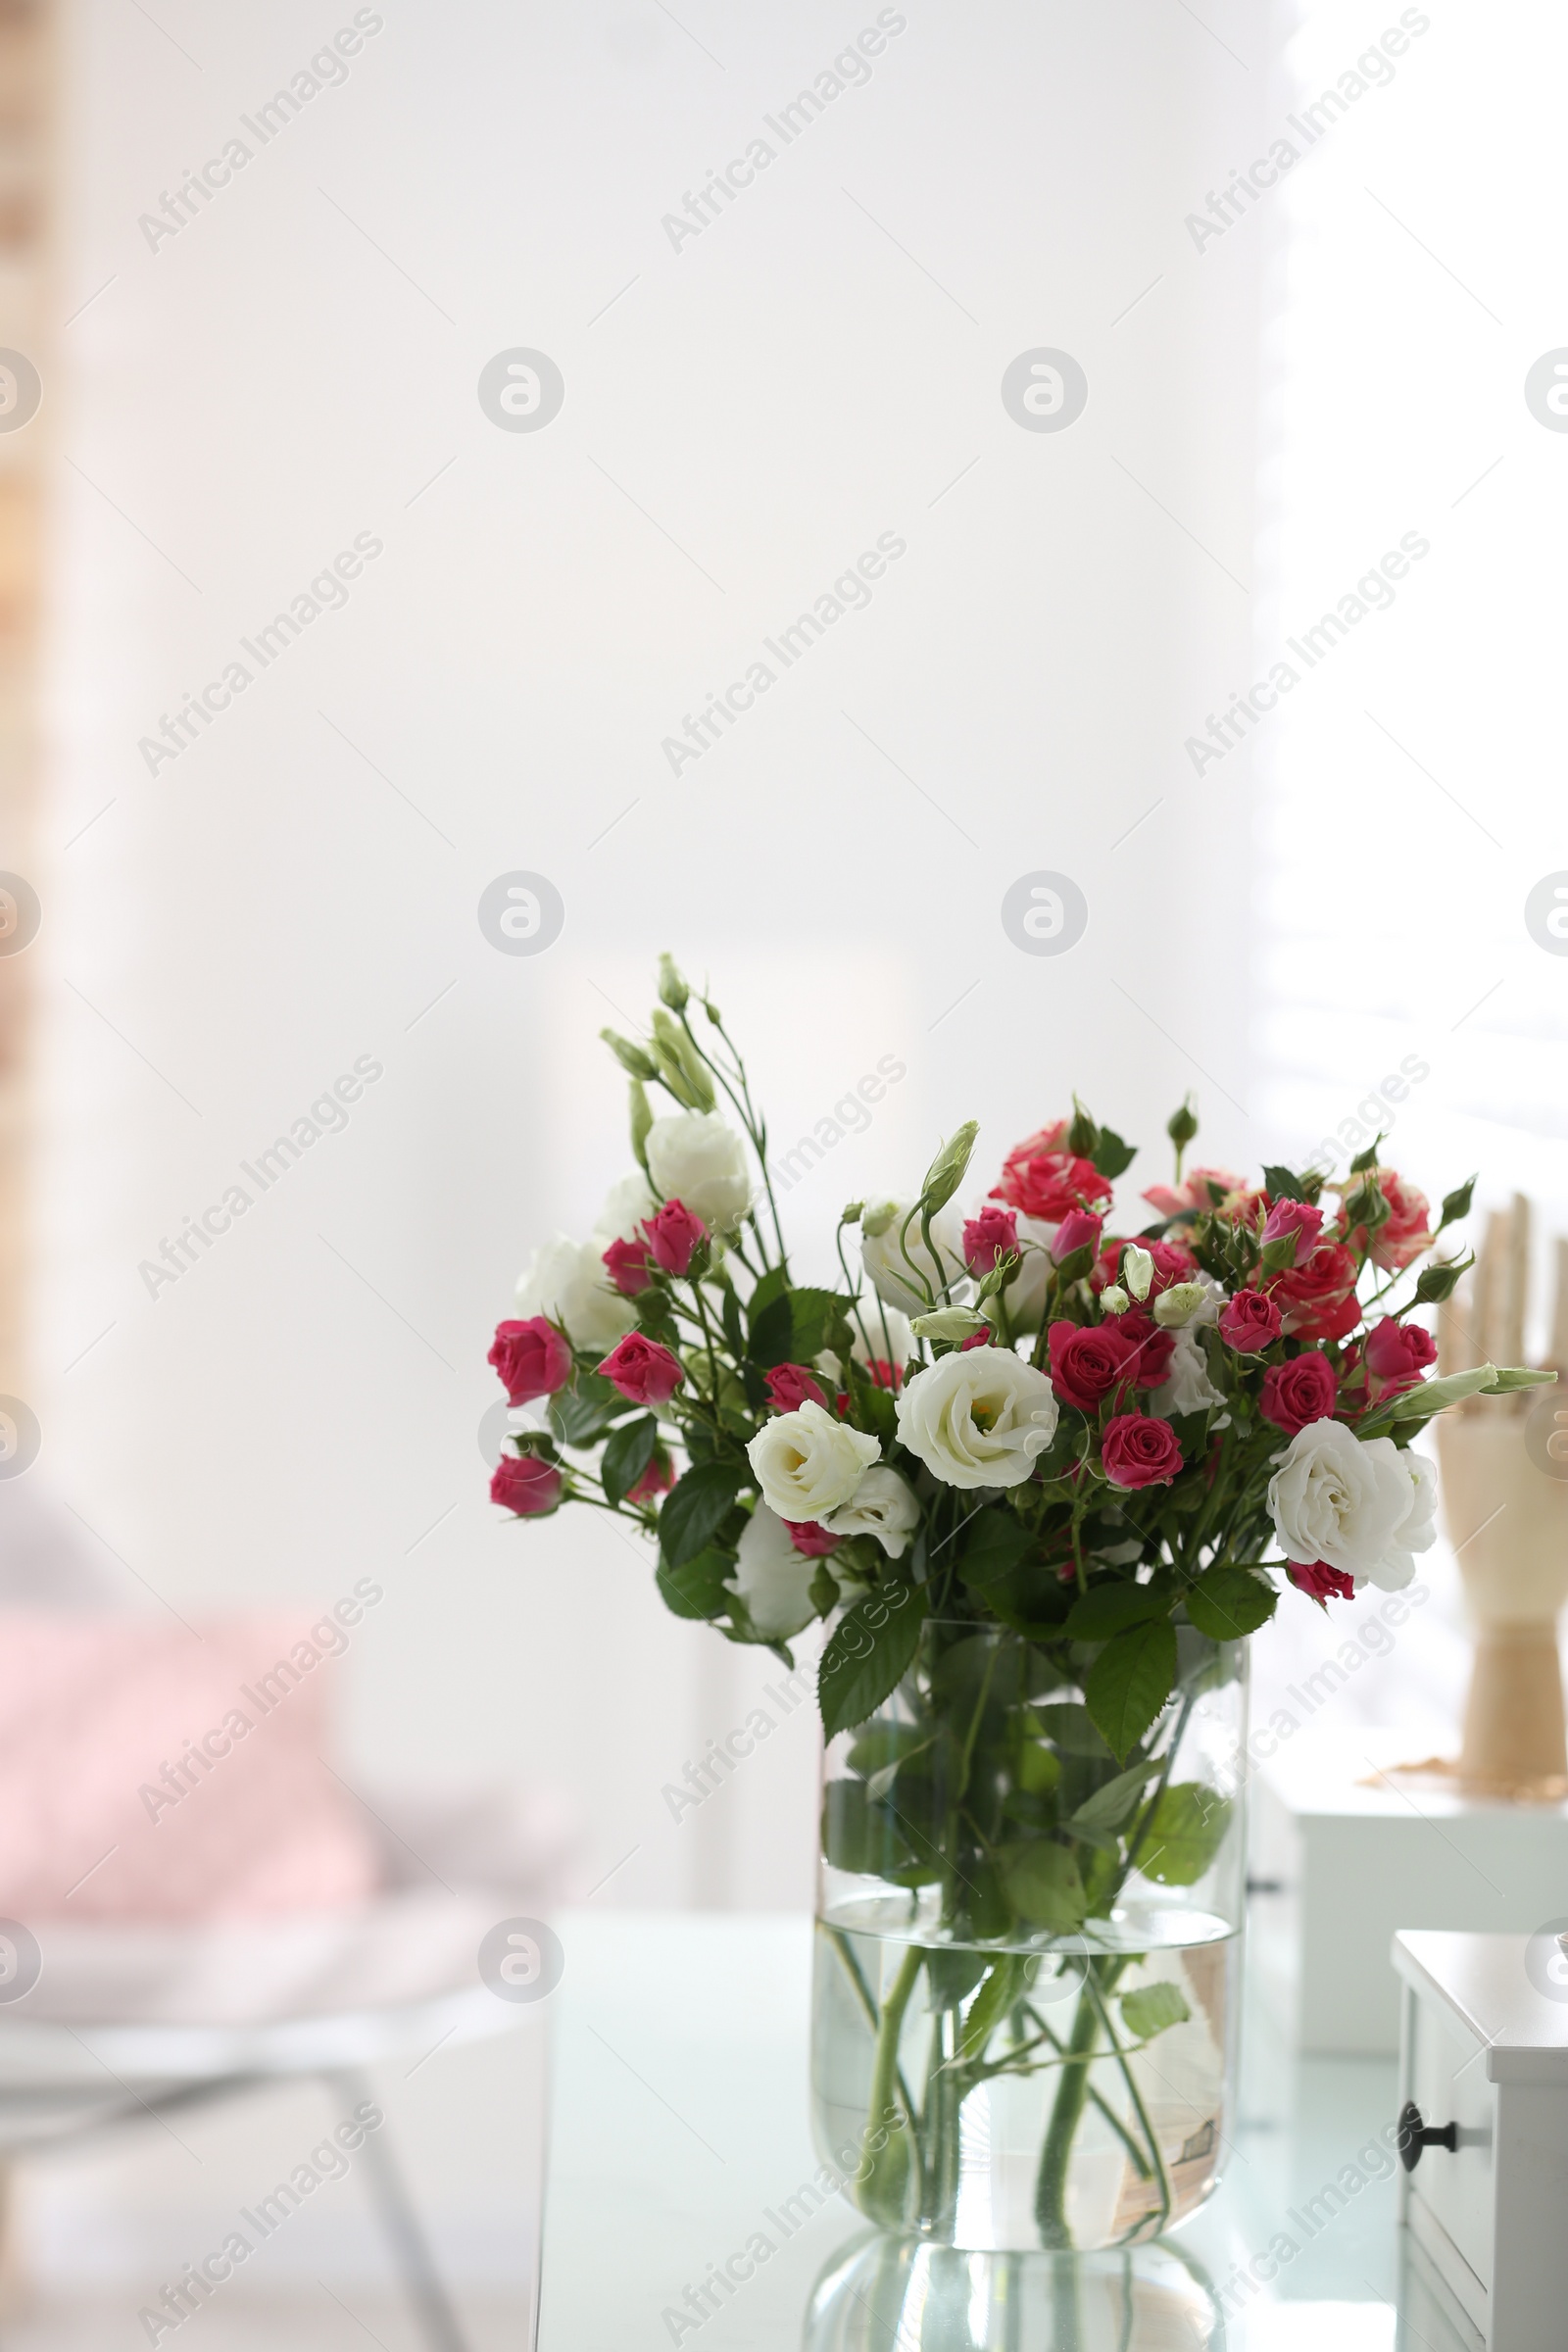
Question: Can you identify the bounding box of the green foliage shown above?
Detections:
[656,1547,736,1621]
[960,1510,1037,1588]
[1439,1175,1476,1229]
[1063,1581,1171,1641]
[1119,1981,1191,2040]
[1092,1126,1137,1180]
[818,1586,929,1739]
[1183,1564,1277,1642]
[1134,1782,1233,1885]
[1066,1758,1163,1835]
[1000,1839,1087,1933]
[550,1371,630,1448]
[1414,1256,1471,1304]
[1261,1162,1305,1202]
[601,1413,658,1506]
[1085,1621,1178,1762]
[659,1459,746,1566]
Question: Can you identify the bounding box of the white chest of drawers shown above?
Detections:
[1395,1931,1568,2348]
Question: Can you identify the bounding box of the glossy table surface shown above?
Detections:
[534,1911,1439,2350]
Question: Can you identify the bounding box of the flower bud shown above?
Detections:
[1100,1285,1130,1315]
[1152,1280,1207,1328]
[909,1305,988,1344]
[861,1198,900,1239]
[657,953,690,1011]
[1123,1245,1154,1302]
[601,1027,659,1083]
[918,1121,979,1215]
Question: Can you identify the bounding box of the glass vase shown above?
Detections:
[810,1618,1246,2253]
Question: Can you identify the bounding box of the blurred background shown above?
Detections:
[1,0,1565,2337]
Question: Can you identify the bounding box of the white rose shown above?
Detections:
[646,1112,753,1230]
[981,1215,1055,1335]
[594,1172,656,1244]
[861,1198,967,1314]
[729,1506,818,1640]
[1150,1329,1228,1420]
[1267,1419,1426,1590]
[515,1234,634,1352]
[1376,1450,1439,1591]
[896,1348,1059,1490]
[824,1466,921,1559]
[747,1399,882,1522]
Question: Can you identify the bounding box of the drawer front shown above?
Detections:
[1406,1990,1495,2290]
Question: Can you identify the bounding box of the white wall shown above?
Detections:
[36,0,1271,1921]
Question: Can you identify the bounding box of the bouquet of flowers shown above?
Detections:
[487,955,1545,2249]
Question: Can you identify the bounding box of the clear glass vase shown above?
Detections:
[810,1618,1246,2253]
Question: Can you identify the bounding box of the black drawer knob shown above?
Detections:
[1397,2099,1459,2171]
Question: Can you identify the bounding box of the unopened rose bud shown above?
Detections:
[909,1305,988,1344]
[1100,1285,1130,1314]
[1123,1245,1154,1302]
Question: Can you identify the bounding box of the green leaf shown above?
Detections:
[960,1509,1037,1588]
[656,1547,735,1621]
[601,1413,658,1507]
[956,1956,1028,2059]
[749,1263,789,1322]
[659,1459,746,1567]
[1134,1782,1233,1885]
[633,1286,680,1346]
[549,1371,629,1448]
[1119,1982,1191,2040]
[1439,1175,1476,1230]
[1016,1741,1060,1795]
[1063,1581,1170,1641]
[821,1778,914,1876]
[1066,1758,1164,1834]
[1092,1126,1138,1181]
[1183,1564,1277,1642]
[1085,1622,1178,1762]
[1052,1244,1096,1287]
[999,1840,1087,1934]
[1261,1163,1305,1203]
[926,1947,990,2010]
[847,1722,932,1778]
[1032,1701,1111,1758]
[748,1291,795,1368]
[818,1585,929,1740]
[789,1288,857,1361]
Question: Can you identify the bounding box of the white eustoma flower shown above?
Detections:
[860,1198,967,1315]
[1150,1328,1228,1420]
[847,1299,913,1371]
[981,1215,1056,1336]
[646,1112,753,1230]
[1376,1450,1439,1590]
[896,1348,1059,1490]
[1267,1418,1427,1591]
[747,1400,882,1522]
[729,1506,818,1639]
[594,1172,657,1244]
[824,1466,921,1559]
[515,1235,635,1351]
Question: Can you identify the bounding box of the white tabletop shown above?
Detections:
[534,1910,1419,2349]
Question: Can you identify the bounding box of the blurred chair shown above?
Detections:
[0,1483,573,2350]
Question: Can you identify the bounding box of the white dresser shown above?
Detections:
[1394,1930,1568,2348]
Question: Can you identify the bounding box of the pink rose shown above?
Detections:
[626,1451,674,1505]
[1113,1306,1176,1391]
[1287,1560,1354,1605]
[1052,1208,1103,1263]
[1369,1172,1434,1273]
[765,1363,828,1413]
[1269,1243,1361,1342]
[1261,1199,1324,1265]
[962,1203,1018,1277]
[1259,1350,1339,1435]
[602,1237,653,1298]
[597,1333,685,1405]
[959,1329,994,1351]
[1049,1319,1135,1411]
[1101,1413,1183,1490]
[992,1128,1112,1221]
[1363,1316,1438,1396]
[1143,1165,1247,1219]
[784,1519,842,1557]
[1217,1289,1282,1354]
[491,1452,564,1517]
[641,1198,708,1276]
[488,1316,572,1405]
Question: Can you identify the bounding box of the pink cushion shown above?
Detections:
[0,1613,379,1922]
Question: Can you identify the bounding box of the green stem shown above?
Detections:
[1085,1971,1171,2240]
[1033,1963,1106,2246]
[825,1928,919,2130]
[858,1942,924,2227]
